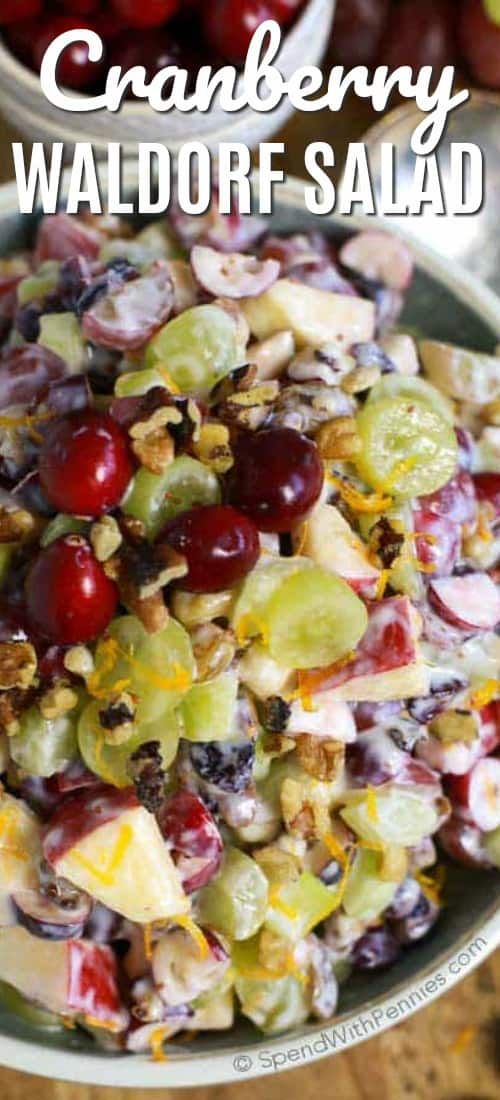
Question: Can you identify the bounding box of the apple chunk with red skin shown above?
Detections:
[43,785,188,924]
[293,503,380,597]
[300,595,428,701]
[0,926,128,1029]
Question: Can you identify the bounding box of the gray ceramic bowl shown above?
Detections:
[0,171,498,1087]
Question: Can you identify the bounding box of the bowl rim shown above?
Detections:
[0,0,333,119]
[0,165,498,1086]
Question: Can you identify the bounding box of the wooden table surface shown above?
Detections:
[0,100,498,1099]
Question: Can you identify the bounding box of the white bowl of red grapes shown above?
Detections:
[0,0,334,152]
[0,167,497,1083]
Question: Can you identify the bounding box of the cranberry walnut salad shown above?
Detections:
[0,202,498,1056]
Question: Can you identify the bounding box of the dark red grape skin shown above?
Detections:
[0,0,42,25]
[109,30,199,98]
[110,0,181,29]
[159,504,260,593]
[203,0,276,64]
[38,410,133,519]
[230,427,324,533]
[459,0,500,89]
[25,536,118,645]
[329,0,389,68]
[33,17,106,90]
[379,0,457,75]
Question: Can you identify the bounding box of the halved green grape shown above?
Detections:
[38,313,86,372]
[78,701,182,788]
[181,669,238,743]
[0,981,64,1032]
[123,455,221,540]
[356,396,458,500]
[145,305,245,398]
[341,787,439,848]
[18,261,60,306]
[264,566,368,670]
[342,849,398,921]
[197,848,269,941]
[40,514,88,548]
[91,615,195,724]
[231,557,312,644]
[10,706,79,778]
[366,373,454,424]
[115,367,164,398]
[233,938,310,1034]
[484,827,500,868]
[265,871,341,942]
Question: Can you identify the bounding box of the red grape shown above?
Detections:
[110,0,181,29]
[55,0,102,14]
[38,410,134,518]
[230,427,324,532]
[379,0,457,75]
[203,0,275,64]
[33,17,106,89]
[0,0,42,26]
[109,30,198,94]
[329,0,389,69]
[459,0,500,88]
[159,505,260,593]
[473,471,500,519]
[26,536,118,645]
[268,0,305,27]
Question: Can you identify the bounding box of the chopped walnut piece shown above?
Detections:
[90,515,123,563]
[190,622,236,682]
[129,407,179,475]
[294,736,345,782]
[192,422,233,474]
[171,588,234,627]
[211,363,258,404]
[0,687,36,736]
[218,381,280,431]
[127,740,166,813]
[369,516,405,568]
[39,684,79,720]
[262,731,295,757]
[280,776,331,838]
[64,645,94,681]
[105,542,186,634]
[341,364,381,394]
[0,642,37,691]
[315,416,361,460]
[0,507,38,544]
[99,692,136,746]
[253,844,301,885]
[261,695,292,732]
[0,732,9,773]
[258,929,291,972]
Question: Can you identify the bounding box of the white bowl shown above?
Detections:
[0,167,498,1087]
[0,0,335,155]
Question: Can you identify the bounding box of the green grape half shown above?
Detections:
[366,373,454,424]
[10,707,79,778]
[265,871,341,942]
[123,455,221,540]
[91,615,195,724]
[181,669,239,743]
[231,556,312,643]
[145,305,245,398]
[78,701,182,788]
[264,566,368,669]
[341,787,439,847]
[356,395,458,500]
[0,981,64,1032]
[233,939,310,1034]
[342,849,398,921]
[197,848,269,941]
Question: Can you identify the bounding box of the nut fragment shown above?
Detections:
[90,515,123,563]
[0,642,37,690]
[64,645,94,680]
[219,381,280,431]
[192,421,233,474]
[253,844,301,885]
[190,622,236,682]
[341,364,381,394]
[294,736,345,782]
[171,588,234,627]
[39,684,79,720]
[429,709,478,744]
[0,507,37,544]
[483,398,500,426]
[129,407,180,475]
[280,776,330,838]
[315,416,361,460]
